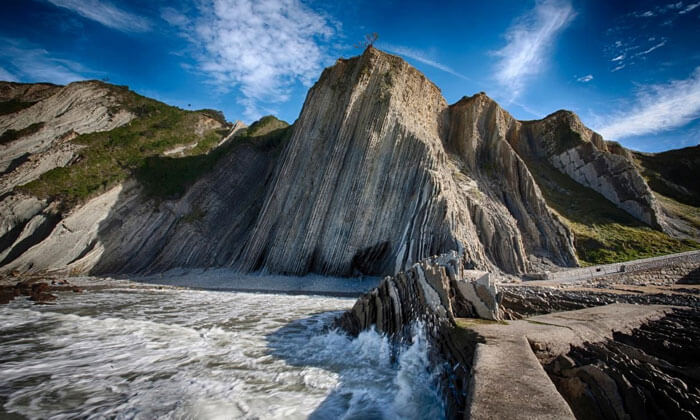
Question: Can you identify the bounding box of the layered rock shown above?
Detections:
[1,140,277,274]
[0,81,135,192]
[336,251,501,419]
[537,308,700,420]
[517,111,666,230]
[447,95,577,269]
[0,47,688,277]
[235,47,577,276]
[338,251,501,337]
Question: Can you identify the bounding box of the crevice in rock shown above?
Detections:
[0,211,61,267]
[533,309,700,420]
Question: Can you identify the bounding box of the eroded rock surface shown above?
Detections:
[236,47,579,276]
[337,251,501,419]
[0,81,134,183]
[538,309,700,420]
[517,111,666,230]
[0,48,690,277]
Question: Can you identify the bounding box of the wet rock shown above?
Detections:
[0,286,17,304]
[500,285,700,319]
[337,251,500,336]
[337,251,498,420]
[538,309,700,420]
[29,292,56,303]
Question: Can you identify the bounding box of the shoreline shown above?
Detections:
[1,269,382,303]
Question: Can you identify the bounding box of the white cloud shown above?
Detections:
[493,0,575,100]
[577,74,593,82]
[612,64,626,72]
[46,0,151,32]
[597,67,700,139]
[380,44,469,80]
[166,0,334,120]
[160,7,189,27]
[611,54,625,62]
[634,40,667,56]
[679,2,700,13]
[0,66,18,82]
[0,38,92,84]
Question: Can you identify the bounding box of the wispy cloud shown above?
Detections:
[0,38,94,84]
[493,0,575,100]
[576,74,593,82]
[45,0,151,32]
[0,66,18,82]
[635,40,667,56]
[597,67,700,139]
[380,44,469,80]
[165,0,334,120]
[679,2,700,14]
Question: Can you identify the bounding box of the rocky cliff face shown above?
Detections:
[0,47,694,277]
[0,81,135,195]
[236,48,577,276]
[517,111,666,230]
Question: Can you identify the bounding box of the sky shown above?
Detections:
[1,0,699,152]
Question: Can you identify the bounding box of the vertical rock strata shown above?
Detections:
[0,48,675,277]
[236,47,577,276]
[336,252,501,419]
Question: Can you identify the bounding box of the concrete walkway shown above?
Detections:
[460,304,674,420]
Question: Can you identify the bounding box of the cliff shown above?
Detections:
[0,48,697,277]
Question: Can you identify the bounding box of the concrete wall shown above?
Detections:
[539,250,700,285]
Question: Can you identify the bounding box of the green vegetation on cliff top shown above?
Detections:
[17,84,229,207]
[633,145,700,207]
[0,98,37,116]
[134,115,291,199]
[525,158,699,265]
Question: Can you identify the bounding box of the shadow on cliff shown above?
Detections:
[264,311,447,419]
[88,129,288,275]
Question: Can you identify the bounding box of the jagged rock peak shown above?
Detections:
[233,46,578,276]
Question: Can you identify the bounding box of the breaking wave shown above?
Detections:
[0,286,444,419]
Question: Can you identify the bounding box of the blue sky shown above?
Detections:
[1,0,699,152]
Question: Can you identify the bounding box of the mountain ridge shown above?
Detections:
[0,47,697,277]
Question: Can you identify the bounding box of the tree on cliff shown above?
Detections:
[354,32,379,49]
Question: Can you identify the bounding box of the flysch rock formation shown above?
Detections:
[1,139,276,274]
[235,47,577,276]
[336,251,501,419]
[517,111,667,231]
[0,47,686,277]
[337,251,501,337]
[0,81,135,194]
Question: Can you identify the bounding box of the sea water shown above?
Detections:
[0,284,445,419]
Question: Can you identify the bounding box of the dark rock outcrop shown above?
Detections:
[337,251,500,419]
[538,309,700,420]
[500,285,700,319]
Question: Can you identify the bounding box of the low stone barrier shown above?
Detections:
[536,250,700,285]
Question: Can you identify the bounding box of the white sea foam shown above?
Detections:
[0,285,444,419]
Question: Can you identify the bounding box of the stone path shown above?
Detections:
[460,304,674,420]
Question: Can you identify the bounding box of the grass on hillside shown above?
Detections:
[135,116,291,199]
[0,99,36,116]
[655,193,700,233]
[17,85,229,208]
[524,158,699,265]
[0,122,45,145]
[633,146,700,207]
